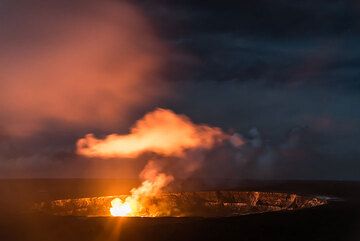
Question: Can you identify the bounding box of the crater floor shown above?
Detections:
[33,191,327,217]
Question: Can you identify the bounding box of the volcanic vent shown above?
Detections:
[68,109,326,218]
[33,191,327,217]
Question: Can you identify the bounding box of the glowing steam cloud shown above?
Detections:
[77,108,237,216]
[77,108,225,158]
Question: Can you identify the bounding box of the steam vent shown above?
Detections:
[33,191,327,217]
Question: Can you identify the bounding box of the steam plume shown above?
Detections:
[77,108,238,215]
[0,0,167,135]
[77,108,225,158]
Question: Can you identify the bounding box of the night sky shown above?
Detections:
[0,0,359,180]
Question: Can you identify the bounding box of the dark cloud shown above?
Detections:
[136,1,360,181]
[161,80,360,180]
[134,0,360,87]
[138,0,359,38]
[0,0,359,180]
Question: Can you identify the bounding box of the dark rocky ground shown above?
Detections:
[0,179,359,241]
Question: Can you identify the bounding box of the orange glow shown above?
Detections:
[77,108,230,217]
[110,173,174,217]
[77,108,225,158]
[110,198,132,217]
[0,1,168,136]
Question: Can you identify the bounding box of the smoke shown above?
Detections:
[77,108,229,188]
[77,108,225,158]
[77,108,242,213]
[0,0,168,136]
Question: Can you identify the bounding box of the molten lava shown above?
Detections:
[110,198,133,217]
[76,108,244,217]
[109,172,174,216]
[110,198,132,217]
[77,108,232,217]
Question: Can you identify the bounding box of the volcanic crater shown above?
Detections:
[33,191,327,217]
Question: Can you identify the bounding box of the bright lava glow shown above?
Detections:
[77,108,233,217]
[109,174,174,217]
[110,198,133,217]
